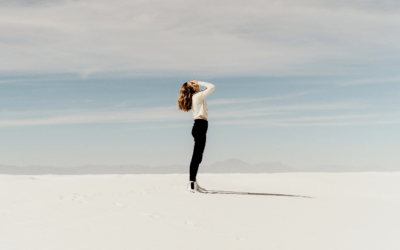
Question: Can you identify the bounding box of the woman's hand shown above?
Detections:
[190,79,199,85]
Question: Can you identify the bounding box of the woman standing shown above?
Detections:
[177,79,216,193]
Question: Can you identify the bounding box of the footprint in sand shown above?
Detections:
[184,220,203,228]
[59,193,88,203]
[140,186,165,194]
[141,213,160,218]
[217,234,245,240]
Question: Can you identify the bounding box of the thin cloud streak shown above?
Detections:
[208,91,316,105]
[247,102,367,112]
[245,121,400,127]
[0,107,188,127]
[215,113,387,123]
[214,115,400,127]
[0,102,374,127]
[338,76,400,86]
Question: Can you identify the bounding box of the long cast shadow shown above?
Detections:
[199,189,313,198]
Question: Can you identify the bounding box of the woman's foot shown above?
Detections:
[187,181,199,193]
[187,181,206,193]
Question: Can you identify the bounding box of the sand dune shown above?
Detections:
[1,173,399,250]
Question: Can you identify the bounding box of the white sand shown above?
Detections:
[0,173,399,250]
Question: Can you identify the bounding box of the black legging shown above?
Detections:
[189,119,208,181]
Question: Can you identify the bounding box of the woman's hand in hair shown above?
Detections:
[190,79,199,85]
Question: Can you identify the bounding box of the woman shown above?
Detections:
[177,79,216,193]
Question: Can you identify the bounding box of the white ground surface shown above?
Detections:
[0,173,399,250]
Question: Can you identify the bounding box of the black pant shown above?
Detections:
[189,119,208,181]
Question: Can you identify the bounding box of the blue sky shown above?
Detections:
[0,0,399,169]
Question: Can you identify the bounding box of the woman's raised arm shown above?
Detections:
[197,81,216,99]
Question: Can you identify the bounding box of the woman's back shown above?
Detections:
[191,81,216,120]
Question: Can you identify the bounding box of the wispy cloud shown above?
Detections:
[208,91,316,105]
[0,107,187,127]
[338,76,400,86]
[250,102,367,112]
[214,113,400,127]
[211,102,367,119]
[217,120,400,127]
[0,101,374,127]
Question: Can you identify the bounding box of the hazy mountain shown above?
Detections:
[0,159,396,175]
[302,165,358,173]
[302,164,397,173]
[0,164,146,175]
[0,159,298,175]
[200,159,299,173]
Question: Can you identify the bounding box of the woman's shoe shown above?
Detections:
[187,181,200,193]
[187,181,206,193]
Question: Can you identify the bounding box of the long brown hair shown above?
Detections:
[177,82,196,112]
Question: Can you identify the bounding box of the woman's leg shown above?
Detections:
[189,120,208,182]
[189,134,206,181]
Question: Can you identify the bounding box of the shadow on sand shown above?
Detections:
[199,189,312,198]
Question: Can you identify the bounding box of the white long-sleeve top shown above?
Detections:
[191,81,216,120]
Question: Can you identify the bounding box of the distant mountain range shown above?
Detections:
[0,158,396,175]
